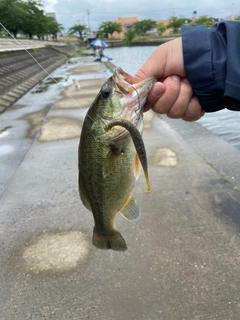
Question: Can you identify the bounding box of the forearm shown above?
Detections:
[182,21,240,112]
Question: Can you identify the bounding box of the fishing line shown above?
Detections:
[0,22,95,121]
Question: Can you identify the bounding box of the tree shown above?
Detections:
[98,21,122,38]
[124,28,135,44]
[157,22,167,35]
[190,15,215,28]
[0,0,26,37]
[34,14,51,39]
[168,16,186,33]
[68,24,88,39]
[20,0,46,39]
[0,0,63,39]
[48,19,64,39]
[134,19,156,35]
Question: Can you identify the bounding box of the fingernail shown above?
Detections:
[151,84,164,98]
[171,75,181,82]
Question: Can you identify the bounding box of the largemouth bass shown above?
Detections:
[78,67,156,251]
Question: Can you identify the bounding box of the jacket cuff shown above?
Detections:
[181,24,226,112]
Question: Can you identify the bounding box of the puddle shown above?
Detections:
[0,144,14,156]
[0,126,12,134]
[44,77,66,84]
[32,77,67,93]
[20,105,52,138]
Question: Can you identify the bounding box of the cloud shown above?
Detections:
[43,0,235,31]
[44,0,58,13]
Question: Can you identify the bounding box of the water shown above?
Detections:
[105,46,240,150]
[106,46,156,75]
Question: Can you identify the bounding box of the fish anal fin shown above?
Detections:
[93,228,127,251]
[119,194,140,221]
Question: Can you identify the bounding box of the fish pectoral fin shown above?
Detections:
[103,147,122,178]
[119,194,140,221]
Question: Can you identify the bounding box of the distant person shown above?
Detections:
[99,48,104,62]
[134,21,240,121]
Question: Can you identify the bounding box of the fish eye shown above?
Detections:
[102,88,111,98]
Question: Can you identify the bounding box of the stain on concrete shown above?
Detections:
[32,77,66,93]
[73,79,105,92]
[53,79,105,110]
[21,230,90,274]
[20,105,52,138]
[53,95,94,110]
[71,64,102,75]
[38,116,82,142]
[151,147,178,167]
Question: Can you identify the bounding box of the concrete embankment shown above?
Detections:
[0,40,79,113]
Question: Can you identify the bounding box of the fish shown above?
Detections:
[78,67,156,251]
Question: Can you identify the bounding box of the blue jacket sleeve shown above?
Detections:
[181,21,240,112]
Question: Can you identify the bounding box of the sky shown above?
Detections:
[43,0,237,32]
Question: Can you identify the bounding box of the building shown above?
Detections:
[152,20,171,36]
[45,12,59,40]
[110,17,138,39]
[46,12,56,21]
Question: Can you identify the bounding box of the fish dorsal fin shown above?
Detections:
[119,194,140,221]
[134,154,141,180]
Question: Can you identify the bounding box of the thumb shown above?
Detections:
[144,82,166,112]
[133,47,167,83]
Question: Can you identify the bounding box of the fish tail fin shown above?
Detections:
[93,228,127,251]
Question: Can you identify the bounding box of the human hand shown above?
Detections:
[133,38,205,121]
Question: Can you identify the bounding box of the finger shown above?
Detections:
[182,96,205,121]
[133,38,186,83]
[166,79,193,119]
[152,75,181,114]
[144,82,165,112]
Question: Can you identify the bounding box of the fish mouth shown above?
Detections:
[108,68,156,141]
[92,68,156,144]
[113,67,156,121]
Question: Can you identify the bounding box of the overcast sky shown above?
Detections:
[43,0,236,32]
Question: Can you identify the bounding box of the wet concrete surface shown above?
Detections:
[0,56,240,319]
